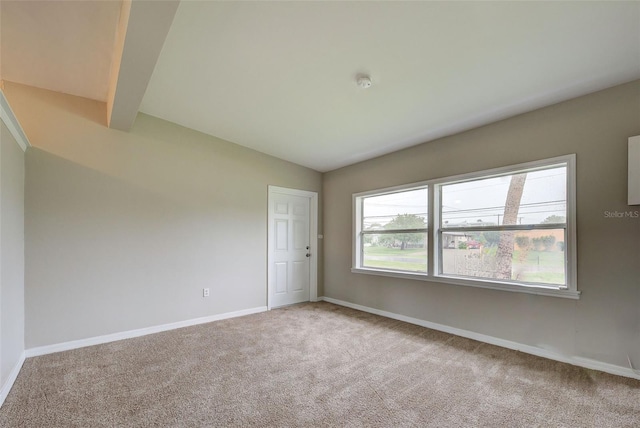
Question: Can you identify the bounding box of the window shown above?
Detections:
[359,187,428,273]
[353,155,578,299]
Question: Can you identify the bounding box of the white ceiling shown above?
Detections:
[2,1,640,172]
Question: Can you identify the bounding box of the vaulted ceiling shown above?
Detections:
[2,1,639,172]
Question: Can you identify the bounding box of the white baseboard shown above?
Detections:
[0,351,26,408]
[25,306,267,358]
[319,296,640,381]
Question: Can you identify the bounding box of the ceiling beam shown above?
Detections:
[107,0,179,131]
[0,84,31,152]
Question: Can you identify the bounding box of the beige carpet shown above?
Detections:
[1,302,639,427]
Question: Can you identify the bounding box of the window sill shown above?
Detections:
[351,267,580,299]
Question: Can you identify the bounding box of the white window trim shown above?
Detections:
[352,154,579,299]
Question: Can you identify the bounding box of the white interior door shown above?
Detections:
[269,191,311,308]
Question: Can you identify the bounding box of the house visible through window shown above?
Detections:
[353,155,578,298]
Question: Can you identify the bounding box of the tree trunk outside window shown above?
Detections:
[495,173,527,280]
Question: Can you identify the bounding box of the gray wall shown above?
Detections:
[0,121,25,385]
[3,82,322,348]
[323,80,640,369]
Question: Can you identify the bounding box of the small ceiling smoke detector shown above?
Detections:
[356,74,372,89]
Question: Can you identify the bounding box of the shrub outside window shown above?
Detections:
[352,155,578,299]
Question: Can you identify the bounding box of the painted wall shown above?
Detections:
[3,82,322,348]
[0,121,25,387]
[323,80,640,369]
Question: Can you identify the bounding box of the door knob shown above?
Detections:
[306,253,311,257]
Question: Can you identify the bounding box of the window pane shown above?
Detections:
[363,188,427,231]
[441,166,566,227]
[363,232,427,273]
[441,229,566,285]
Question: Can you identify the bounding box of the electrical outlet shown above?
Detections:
[203,288,210,297]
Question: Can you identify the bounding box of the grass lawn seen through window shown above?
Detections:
[362,246,565,284]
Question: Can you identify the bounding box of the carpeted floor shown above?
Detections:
[1,302,639,427]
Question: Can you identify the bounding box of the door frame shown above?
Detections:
[267,186,318,310]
